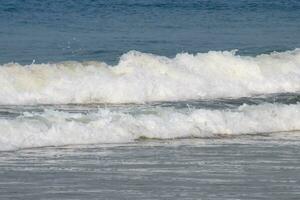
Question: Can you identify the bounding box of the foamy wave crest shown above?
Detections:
[1,49,300,104]
[0,103,299,151]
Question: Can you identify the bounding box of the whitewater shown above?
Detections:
[0,98,299,151]
[1,49,300,105]
[0,49,300,151]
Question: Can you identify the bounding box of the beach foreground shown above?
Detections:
[1,134,300,199]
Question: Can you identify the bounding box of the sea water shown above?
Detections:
[1,0,300,199]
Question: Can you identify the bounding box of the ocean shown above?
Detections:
[1,0,300,199]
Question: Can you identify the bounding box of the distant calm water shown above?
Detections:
[1,1,300,199]
[1,0,300,64]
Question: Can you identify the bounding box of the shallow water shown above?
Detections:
[1,135,300,200]
[0,95,300,199]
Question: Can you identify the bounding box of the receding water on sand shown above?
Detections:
[1,134,300,200]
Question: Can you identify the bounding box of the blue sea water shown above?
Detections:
[1,1,300,199]
[1,0,300,64]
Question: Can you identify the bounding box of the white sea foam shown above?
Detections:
[0,103,299,151]
[1,49,300,105]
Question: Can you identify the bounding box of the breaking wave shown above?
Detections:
[1,49,300,105]
[0,103,300,151]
